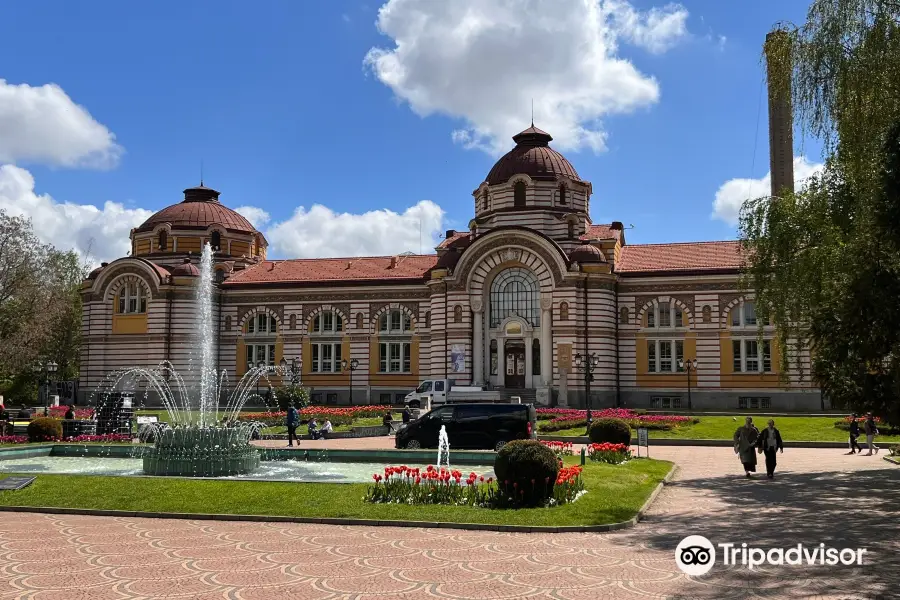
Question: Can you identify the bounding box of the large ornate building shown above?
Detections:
[78,121,820,411]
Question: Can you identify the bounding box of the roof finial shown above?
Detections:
[531,99,534,127]
[200,159,204,186]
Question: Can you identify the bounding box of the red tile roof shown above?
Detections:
[223,254,439,286]
[581,224,620,240]
[438,231,471,248]
[616,241,744,274]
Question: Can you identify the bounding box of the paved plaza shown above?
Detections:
[0,445,897,599]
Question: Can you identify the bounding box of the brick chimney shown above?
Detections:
[765,29,794,198]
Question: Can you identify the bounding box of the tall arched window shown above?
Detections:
[558,184,567,205]
[513,181,526,207]
[210,231,222,251]
[482,191,489,211]
[559,301,569,321]
[158,230,168,252]
[619,306,629,325]
[489,268,540,327]
[356,312,364,330]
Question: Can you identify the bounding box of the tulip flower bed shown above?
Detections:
[540,440,575,457]
[0,434,133,445]
[48,406,95,420]
[587,442,632,464]
[537,408,695,433]
[364,463,585,508]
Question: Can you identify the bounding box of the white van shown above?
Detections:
[404,379,484,406]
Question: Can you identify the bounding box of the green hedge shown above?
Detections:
[27,417,62,442]
[589,418,632,445]
[493,440,560,507]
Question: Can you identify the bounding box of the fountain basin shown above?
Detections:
[142,425,260,477]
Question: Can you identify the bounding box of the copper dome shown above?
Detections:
[87,262,109,280]
[485,126,581,186]
[569,243,607,264]
[135,185,257,234]
[171,258,200,277]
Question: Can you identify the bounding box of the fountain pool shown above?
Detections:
[0,456,495,483]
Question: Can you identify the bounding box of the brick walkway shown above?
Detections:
[0,446,897,599]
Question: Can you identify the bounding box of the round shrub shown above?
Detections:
[27,417,62,442]
[493,439,560,507]
[589,418,631,445]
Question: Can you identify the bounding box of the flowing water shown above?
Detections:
[437,425,450,470]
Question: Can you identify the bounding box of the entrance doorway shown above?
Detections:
[504,341,526,389]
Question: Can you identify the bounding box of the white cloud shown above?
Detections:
[0,79,123,169]
[261,200,445,258]
[0,164,151,265]
[364,0,689,154]
[712,156,825,226]
[233,206,271,229]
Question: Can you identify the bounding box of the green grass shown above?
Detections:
[546,416,900,443]
[0,457,671,527]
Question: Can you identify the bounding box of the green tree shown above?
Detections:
[740,2,900,423]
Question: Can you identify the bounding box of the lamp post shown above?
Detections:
[33,361,58,415]
[573,352,600,435]
[341,358,360,405]
[677,358,698,412]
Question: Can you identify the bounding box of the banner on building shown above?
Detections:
[450,345,466,373]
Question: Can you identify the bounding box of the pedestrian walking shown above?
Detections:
[847,414,862,454]
[733,416,760,478]
[286,404,299,447]
[756,419,784,479]
[864,412,879,455]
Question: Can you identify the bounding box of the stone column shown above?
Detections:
[498,336,505,386]
[472,297,484,385]
[525,334,533,385]
[540,294,553,387]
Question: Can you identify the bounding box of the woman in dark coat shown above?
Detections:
[756,419,784,479]
[733,416,759,477]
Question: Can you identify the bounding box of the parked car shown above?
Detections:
[395,403,536,451]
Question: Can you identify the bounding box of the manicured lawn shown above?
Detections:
[0,457,672,527]
[546,416,900,443]
[137,411,400,436]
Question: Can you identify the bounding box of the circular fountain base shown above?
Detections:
[142,424,261,477]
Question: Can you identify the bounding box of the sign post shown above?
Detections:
[637,427,649,458]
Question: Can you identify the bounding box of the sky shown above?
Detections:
[0,0,825,266]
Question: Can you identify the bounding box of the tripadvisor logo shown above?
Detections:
[675,536,867,575]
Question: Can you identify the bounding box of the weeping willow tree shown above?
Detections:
[740,1,900,423]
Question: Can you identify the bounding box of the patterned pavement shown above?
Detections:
[0,446,897,599]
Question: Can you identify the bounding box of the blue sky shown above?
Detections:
[0,0,821,263]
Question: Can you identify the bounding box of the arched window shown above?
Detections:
[568,221,575,239]
[210,231,222,252]
[559,301,569,321]
[489,268,540,327]
[224,315,232,332]
[558,184,567,205]
[356,312,364,330]
[702,305,712,324]
[513,181,526,207]
[619,306,629,325]
[245,311,277,335]
[483,191,489,211]
[289,314,297,330]
[379,309,411,333]
[117,281,147,314]
[311,310,343,334]
[425,311,431,328]
[645,301,685,328]
[158,230,168,252]
[453,305,463,323]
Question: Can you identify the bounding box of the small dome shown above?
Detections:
[134,184,258,234]
[569,243,606,264]
[87,262,109,280]
[485,126,581,185]
[171,257,200,277]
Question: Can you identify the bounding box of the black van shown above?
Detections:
[395,403,537,451]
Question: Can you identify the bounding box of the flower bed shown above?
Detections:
[237,405,392,427]
[540,440,574,456]
[0,433,132,444]
[833,416,900,436]
[48,406,95,419]
[364,462,585,508]
[537,408,695,433]
[587,442,632,464]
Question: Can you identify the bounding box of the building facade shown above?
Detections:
[78,126,821,411]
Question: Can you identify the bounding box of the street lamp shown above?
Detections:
[33,361,58,415]
[573,352,600,435]
[677,358,698,412]
[341,358,360,405]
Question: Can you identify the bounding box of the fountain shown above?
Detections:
[437,425,450,470]
[95,243,272,477]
